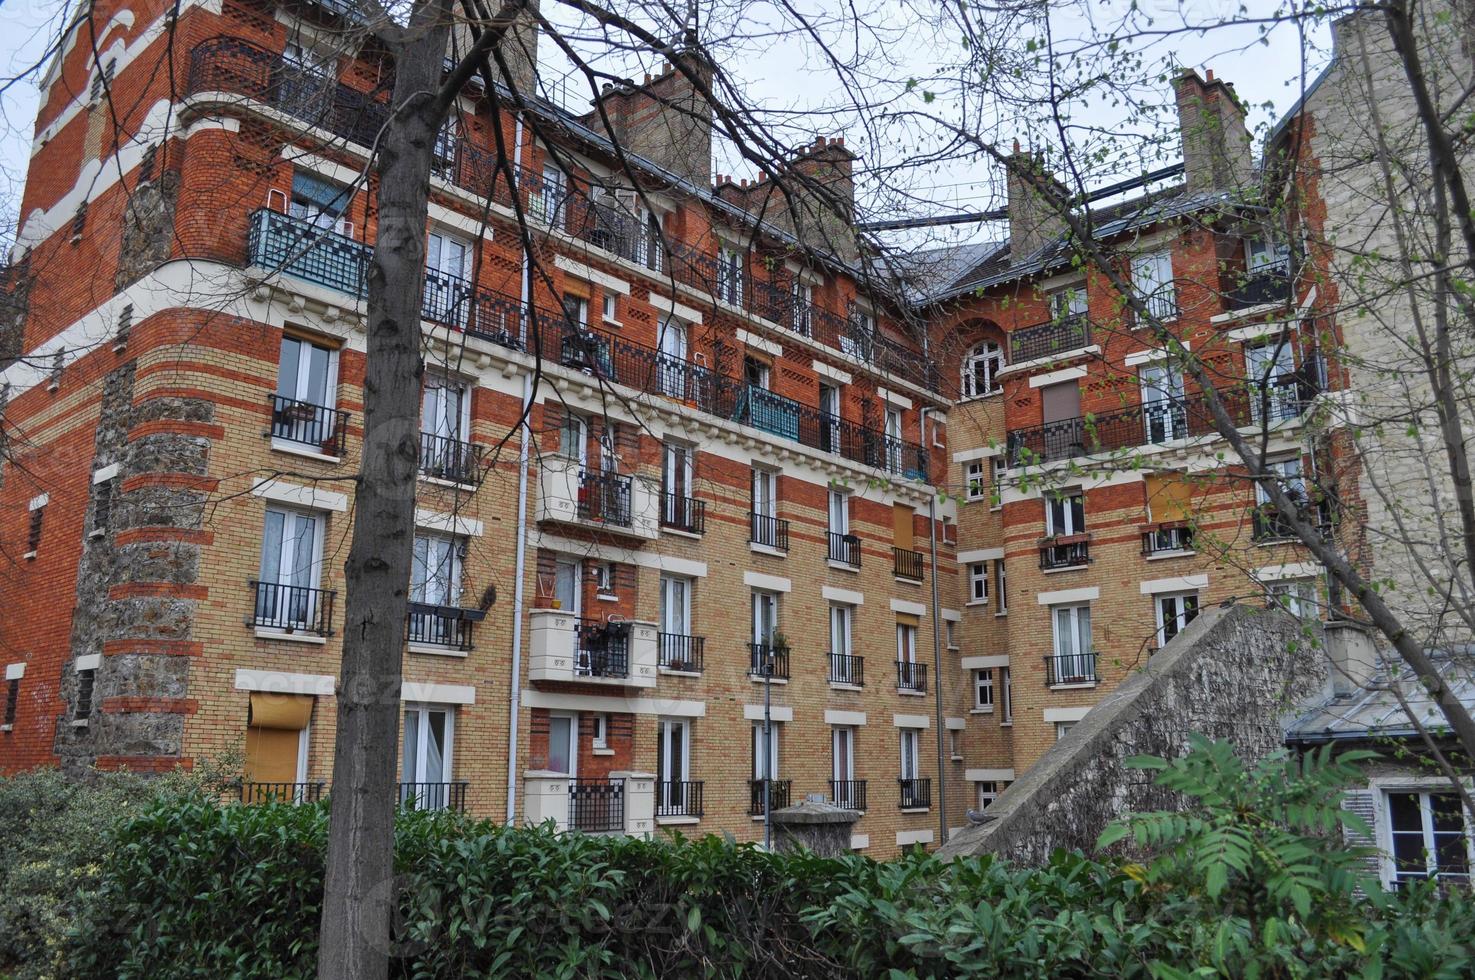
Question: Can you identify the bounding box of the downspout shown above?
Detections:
[921,407,947,845]
[505,110,530,826]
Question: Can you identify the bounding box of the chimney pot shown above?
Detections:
[1206,68,1214,80]
[1012,138,1021,153]
[643,73,652,85]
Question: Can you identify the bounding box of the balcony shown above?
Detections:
[750,512,790,552]
[748,778,791,816]
[1223,259,1291,310]
[569,777,625,833]
[1039,534,1091,571]
[659,492,705,535]
[419,431,483,486]
[748,643,791,681]
[398,781,468,812]
[656,780,704,819]
[1142,523,1195,556]
[657,632,705,673]
[898,777,932,810]
[268,394,349,458]
[734,385,801,441]
[239,781,324,804]
[406,602,483,651]
[1008,314,1091,363]
[897,661,927,694]
[528,609,657,687]
[537,456,658,539]
[828,653,864,687]
[247,207,369,296]
[249,580,335,637]
[827,531,861,567]
[893,547,924,581]
[1006,376,1321,467]
[1044,651,1099,687]
[830,779,867,811]
[1253,500,1333,543]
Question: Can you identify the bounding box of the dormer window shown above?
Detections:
[1049,286,1087,323]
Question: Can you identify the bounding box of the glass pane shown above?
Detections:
[260,510,285,583]
[402,710,420,782]
[547,717,572,773]
[277,338,301,398]
[425,712,446,782]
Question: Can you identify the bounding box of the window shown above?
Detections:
[968,562,988,604]
[661,442,696,529]
[829,604,857,683]
[752,590,780,648]
[657,315,688,398]
[593,561,616,595]
[422,375,468,444]
[256,507,325,631]
[281,41,334,116]
[411,533,463,611]
[591,713,609,749]
[1245,340,1298,424]
[743,355,770,390]
[896,622,917,663]
[89,57,116,102]
[1246,237,1289,270]
[1154,591,1200,648]
[1050,286,1087,321]
[974,669,994,711]
[990,457,1005,510]
[562,294,589,331]
[962,341,1005,398]
[832,726,855,784]
[1050,604,1094,684]
[844,308,876,362]
[949,729,962,761]
[92,475,115,535]
[884,408,904,473]
[1268,578,1318,619]
[1254,456,1307,540]
[3,678,17,727]
[546,713,576,774]
[977,781,1002,810]
[899,728,921,786]
[1000,666,1012,724]
[657,718,690,793]
[1045,491,1085,537]
[965,461,986,501]
[276,334,338,423]
[828,488,849,536]
[535,164,567,222]
[553,558,580,616]
[602,292,618,323]
[430,116,460,180]
[75,668,95,720]
[26,505,44,556]
[790,280,813,336]
[557,412,587,465]
[424,231,473,325]
[659,574,691,637]
[751,721,780,781]
[1140,363,1186,443]
[1131,250,1177,320]
[751,467,780,547]
[995,559,1008,614]
[818,384,842,453]
[70,202,87,239]
[944,619,957,649]
[400,704,455,809]
[717,245,744,304]
[288,170,351,234]
[243,691,312,792]
[1386,790,1470,887]
[1055,722,1076,741]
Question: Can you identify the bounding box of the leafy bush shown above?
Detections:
[15,740,1475,977]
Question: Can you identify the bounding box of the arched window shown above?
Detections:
[962,341,1004,398]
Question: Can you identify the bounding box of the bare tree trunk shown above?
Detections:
[317,20,449,979]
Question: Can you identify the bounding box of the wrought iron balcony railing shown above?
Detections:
[249,580,335,636]
[569,777,625,832]
[1044,651,1098,686]
[268,394,349,457]
[1039,535,1091,570]
[896,660,927,693]
[655,779,704,818]
[830,779,867,811]
[1224,259,1292,310]
[1008,313,1091,363]
[576,469,633,527]
[398,781,468,812]
[827,531,861,567]
[419,431,483,485]
[899,777,931,809]
[406,602,483,650]
[239,781,324,804]
[660,492,705,534]
[1141,523,1195,555]
[575,620,630,678]
[657,632,705,673]
[893,547,924,581]
[828,653,864,686]
[750,512,790,551]
[748,778,791,816]
[748,643,791,680]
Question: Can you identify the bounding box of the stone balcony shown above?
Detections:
[523,770,656,837]
[528,608,658,688]
[537,455,660,540]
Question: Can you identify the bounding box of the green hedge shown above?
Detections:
[4,740,1472,978]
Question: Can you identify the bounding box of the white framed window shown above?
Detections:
[562,293,589,330]
[1385,789,1471,887]
[602,292,618,323]
[977,781,1001,811]
[896,622,917,664]
[591,712,609,749]
[790,279,814,336]
[1246,237,1289,270]
[1050,285,1087,321]
[751,467,777,519]
[965,461,986,501]
[752,590,779,647]
[832,726,855,783]
[968,562,989,604]
[962,341,1004,398]
[751,721,780,780]
[844,307,876,362]
[884,408,904,473]
[995,558,1008,614]
[1254,455,1306,540]
[287,169,351,235]
[828,488,849,536]
[410,532,463,609]
[1000,666,1012,724]
[1051,604,1093,663]
[1055,721,1076,741]
[1154,591,1200,648]
[717,245,745,305]
[973,669,994,711]
[899,728,921,781]
[421,375,469,447]
[256,507,326,630]
[990,457,1005,511]
[829,604,853,658]
[1268,577,1318,619]
[657,717,690,787]
[276,335,338,410]
[659,574,691,637]
[1045,491,1085,536]
[818,384,842,453]
[401,704,455,808]
[944,619,957,649]
[558,412,587,466]
[593,561,616,595]
[535,164,567,221]
[1140,363,1185,444]
[546,712,577,775]
[657,314,688,398]
[1131,250,1177,320]
[553,557,581,617]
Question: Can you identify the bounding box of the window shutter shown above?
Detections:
[1340,789,1383,879]
[892,503,913,548]
[895,612,920,627]
[1144,474,1193,523]
[1040,381,1081,424]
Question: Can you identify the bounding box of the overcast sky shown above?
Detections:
[0,0,1334,250]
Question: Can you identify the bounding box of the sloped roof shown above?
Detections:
[1286,650,1475,743]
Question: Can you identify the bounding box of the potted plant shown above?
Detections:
[533,572,560,610]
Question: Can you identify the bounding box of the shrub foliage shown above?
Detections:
[0,740,1470,978]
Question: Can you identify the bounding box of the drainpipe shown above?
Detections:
[505,111,531,826]
[921,407,947,846]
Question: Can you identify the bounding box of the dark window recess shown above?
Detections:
[92,479,114,533]
[89,59,115,102]
[139,144,158,183]
[70,203,88,239]
[116,303,133,342]
[27,508,44,553]
[76,669,95,719]
[4,679,17,726]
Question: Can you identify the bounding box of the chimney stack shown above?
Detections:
[1005,144,1067,261]
[588,39,714,186]
[1174,67,1252,194]
[784,136,859,260]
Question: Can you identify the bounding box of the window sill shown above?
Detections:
[749,675,789,685]
[602,318,624,329]
[970,707,994,715]
[1145,549,1196,561]
[1042,564,1089,574]
[897,688,927,697]
[950,754,964,762]
[87,529,106,541]
[22,551,36,561]
[1049,681,1097,691]
[995,611,1009,618]
[419,474,477,491]
[661,526,704,541]
[955,391,1003,403]
[946,644,960,652]
[596,593,619,602]
[659,667,702,678]
[965,599,989,608]
[900,807,931,815]
[71,718,90,728]
[269,439,342,465]
[826,559,861,573]
[656,814,700,826]
[999,721,1013,727]
[0,725,11,733]
[408,643,468,658]
[750,543,787,558]
[592,746,614,757]
[895,576,924,586]
[254,628,328,646]
[828,681,863,692]
[964,495,988,505]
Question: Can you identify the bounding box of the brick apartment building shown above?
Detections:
[0,0,1343,855]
